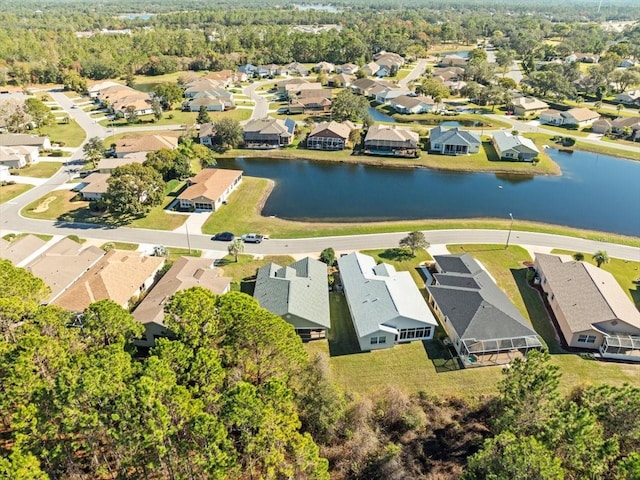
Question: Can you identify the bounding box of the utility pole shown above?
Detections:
[185,222,191,254]
[505,212,514,249]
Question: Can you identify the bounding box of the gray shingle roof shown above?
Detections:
[337,252,437,338]
[492,131,539,154]
[253,257,330,329]
[428,254,539,342]
[429,126,480,147]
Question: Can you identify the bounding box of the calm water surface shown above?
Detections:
[217,150,640,236]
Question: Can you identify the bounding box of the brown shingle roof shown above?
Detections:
[115,135,178,155]
[0,234,47,265]
[178,168,243,203]
[52,250,165,312]
[133,256,231,326]
[80,172,111,194]
[309,121,355,140]
[564,107,600,122]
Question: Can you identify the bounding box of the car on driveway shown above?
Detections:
[212,232,235,242]
[241,233,263,243]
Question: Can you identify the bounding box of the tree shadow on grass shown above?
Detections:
[511,267,565,354]
[379,247,414,262]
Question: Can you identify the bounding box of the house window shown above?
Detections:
[379,336,386,344]
[370,337,378,345]
[577,334,596,344]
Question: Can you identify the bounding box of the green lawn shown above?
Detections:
[101,241,139,251]
[200,176,640,248]
[101,108,251,129]
[305,244,640,398]
[393,112,512,130]
[360,248,432,285]
[217,253,296,294]
[132,71,193,92]
[537,123,590,138]
[10,161,61,178]
[0,183,32,204]
[166,247,202,260]
[40,120,86,147]
[3,232,52,242]
[551,249,640,307]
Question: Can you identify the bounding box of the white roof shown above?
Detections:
[337,252,437,338]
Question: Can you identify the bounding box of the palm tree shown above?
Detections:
[594,101,602,112]
[592,250,610,268]
[228,239,244,263]
[572,252,584,261]
[616,103,624,116]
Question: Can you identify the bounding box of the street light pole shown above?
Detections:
[185,222,191,254]
[505,212,514,249]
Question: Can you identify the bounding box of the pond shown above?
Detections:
[217,149,640,236]
[367,107,396,123]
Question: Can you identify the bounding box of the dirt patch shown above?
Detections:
[32,196,56,213]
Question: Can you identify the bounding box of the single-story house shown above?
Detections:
[254,257,330,340]
[184,79,227,98]
[259,64,282,77]
[360,61,380,77]
[0,133,51,150]
[88,81,124,98]
[283,62,310,76]
[535,253,640,361]
[96,152,147,173]
[363,125,420,157]
[615,90,640,105]
[198,122,216,147]
[95,84,138,104]
[177,168,243,211]
[288,96,332,114]
[427,254,543,367]
[620,59,638,68]
[591,118,613,134]
[350,78,378,96]
[243,118,296,148]
[510,96,549,117]
[336,63,359,74]
[314,62,335,73]
[328,73,354,88]
[429,126,481,155]
[438,55,467,67]
[390,95,438,114]
[492,131,540,161]
[238,64,257,75]
[284,82,324,99]
[374,86,411,105]
[337,252,438,351]
[133,256,231,347]
[275,78,309,94]
[184,94,226,112]
[540,108,600,127]
[0,145,39,168]
[114,135,179,157]
[52,250,165,312]
[307,121,355,151]
[374,51,404,67]
[0,234,47,267]
[432,66,464,82]
[78,172,111,200]
[25,238,105,304]
[111,93,154,116]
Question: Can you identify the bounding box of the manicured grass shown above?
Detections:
[551,249,640,307]
[360,247,433,285]
[166,247,202,260]
[0,183,32,204]
[526,132,640,162]
[200,176,640,248]
[100,109,197,127]
[40,120,86,147]
[393,112,512,130]
[132,71,193,92]
[22,182,187,231]
[217,253,296,293]
[536,123,590,138]
[3,232,52,242]
[101,241,139,251]
[422,140,560,176]
[10,161,61,178]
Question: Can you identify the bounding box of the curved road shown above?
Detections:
[3,87,639,262]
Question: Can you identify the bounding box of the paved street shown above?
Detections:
[398,58,429,87]
[243,81,269,120]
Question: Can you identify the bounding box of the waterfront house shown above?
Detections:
[177,168,243,211]
[307,121,355,150]
[390,95,438,114]
[591,118,613,134]
[133,256,231,347]
[338,252,437,351]
[374,86,411,105]
[363,125,419,157]
[535,253,640,361]
[242,118,296,148]
[198,123,216,147]
[492,131,540,161]
[429,126,481,155]
[254,257,330,341]
[561,107,600,127]
[427,254,543,367]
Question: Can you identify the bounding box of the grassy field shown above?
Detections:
[200,176,640,247]
[10,161,61,178]
[166,247,202,260]
[536,123,590,138]
[21,181,188,231]
[101,241,138,251]
[305,244,640,398]
[131,71,193,92]
[551,249,640,307]
[100,108,251,128]
[40,120,86,147]
[0,183,32,204]
[217,253,296,293]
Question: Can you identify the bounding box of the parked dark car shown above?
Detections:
[212,232,235,241]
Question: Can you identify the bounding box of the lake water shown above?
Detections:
[367,107,397,123]
[217,149,640,236]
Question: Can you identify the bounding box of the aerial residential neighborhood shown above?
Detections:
[1,0,640,478]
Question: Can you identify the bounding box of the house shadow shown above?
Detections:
[511,267,565,354]
[327,292,364,357]
[240,278,256,296]
[421,338,463,373]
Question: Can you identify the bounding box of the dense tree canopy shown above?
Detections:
[104,163,165,217]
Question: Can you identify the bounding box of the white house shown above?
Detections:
[337,252,437,351]
[177,168,243,211]
[429,126,481,155]
[492,131,540,161]
[615,90,640,105]
[0,145,39,168]
[0,164,11,182]
[540,107,600,127]
[390,95,438,114]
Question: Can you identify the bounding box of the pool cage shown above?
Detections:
[459,335,544,366]
[599,333,640,361]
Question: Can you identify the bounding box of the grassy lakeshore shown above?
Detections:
[201,176,640,247]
